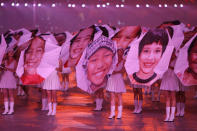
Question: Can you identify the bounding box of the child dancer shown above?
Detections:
[43,68,60,116]
[160,57,179,122]
[106,57,126,119]
[0,50,17,115]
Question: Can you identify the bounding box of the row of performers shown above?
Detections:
[0,20,196,122]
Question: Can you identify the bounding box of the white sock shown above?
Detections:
[8,102,14,115]
[164,107,170,122]
[99,98,103,110]
[133,100,138,113]
[136,100,143,113]
[117,105,122,119]
[52,103,57,115]
[2,101,9,115]
[94,99,100,111]
[108,106,115,119]
[47,102,52,116]
[169,107,176,122]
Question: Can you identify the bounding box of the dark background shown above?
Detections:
[0,0,197,33]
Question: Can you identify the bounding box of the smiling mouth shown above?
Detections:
[73,48,82,53]
[143,63,155,68]
[93,69,106,78]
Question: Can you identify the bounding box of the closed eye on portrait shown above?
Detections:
[89,57,98,63]
[104,52,113,57]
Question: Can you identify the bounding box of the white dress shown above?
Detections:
[160,59,179,92]
[43,70,60,90]
[160,68,179,91]
[0,60,17,89]
[106,61,126,93]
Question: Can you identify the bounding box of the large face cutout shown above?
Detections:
[87,48,113,86]
[70,28,93,59]
[188,42,197,74]
[112,26,140,49]
[138,42,163,76]
[24,37,45,74]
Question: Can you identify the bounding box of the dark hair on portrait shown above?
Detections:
[54,33,67,38]
[5,34,13,44]
[70,25,97,46]
[98,26,109,37]
[17,31,24,36]
[112,26,142,40]
[162,20,181,26]
[30,29,39,37]
[138,28,169,56]
[166,26,174,38]
[188,36,197,55]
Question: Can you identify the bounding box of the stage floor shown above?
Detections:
[0,86,197,131]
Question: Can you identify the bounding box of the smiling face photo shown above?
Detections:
[188,39,197,74]
[138,42,163,75]
[87,47,113,86]
[24,37,45,75]
[178,36,197,86]
[70,28,94,60]
[112,26,141,50]
[76,35,116,94]
[126,28,169,85]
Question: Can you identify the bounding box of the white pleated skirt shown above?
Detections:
[43,71,60,90]
[160,69,179,92]
[0,71,17,89]
[106,73,126,93]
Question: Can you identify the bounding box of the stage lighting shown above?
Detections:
[72,4,75,7]
[146,4,149,8]
[11,3,15,7]
[81,4,85,8]
[97,4,100,8]
[180,4,183,7]
[136,4,140,8]
[174,4,177,7]
[16,3,19,7]
[158,4,162,7]
[52,3,56,7]
[116,4,120,8]
[68,4,71,7]
[120,4,124,7]
[38,3,41,7]
[102,4,106,8]
[24,3,28,7]
[106,3,110,6]
[164,4,167,7]
[33,3,36,7]
[1,3,4,7]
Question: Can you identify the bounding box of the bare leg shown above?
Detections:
[2,89,9,114]
[47,90,52,115]
[8,89,14,114]
[133,88,138,113]
[52,90,57,115]
[108,92,116,119]
[117,93,123,119]
[164,91,171,121]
